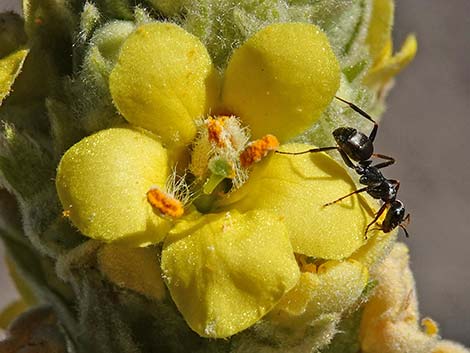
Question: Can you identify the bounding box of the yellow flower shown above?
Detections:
[56,21,378,338]
[364,0,417,89]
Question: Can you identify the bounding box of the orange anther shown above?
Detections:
[147,188,184,218]
[34,17,44,25]
[62,209,71,218]
[240,134,279,168]
[207,116,230,147]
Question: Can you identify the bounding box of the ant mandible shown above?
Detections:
[276,96,410,238]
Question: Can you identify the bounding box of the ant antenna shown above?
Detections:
[399,224,410,238]
[334,96,379,142]
[399,213,411,238]
[334,96,376,124]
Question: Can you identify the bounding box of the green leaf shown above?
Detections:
[46,97,85,158]
[23,0,76,76]
[0,123,54,200]
[79,2,101,42]
[184,0,290,68]
[72,20,134,133]
[93,0,134,20]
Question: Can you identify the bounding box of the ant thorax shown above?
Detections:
[333,128,373,161]
[358,167,384,184]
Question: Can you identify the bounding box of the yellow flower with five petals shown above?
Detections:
[56,21,380,338]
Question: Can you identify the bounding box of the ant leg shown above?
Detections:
[389,179,400,194]
[276,146,338,155]
[369,123,379,143]
[335,96,379,142]
[365,202,388,238]
[402,213,411,226]
[324,186,369,207]
[372,153,396,169]
[277,144,362,174]
[338,149,359,170]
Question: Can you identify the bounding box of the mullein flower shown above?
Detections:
[55,21,380,339]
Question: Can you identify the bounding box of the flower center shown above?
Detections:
[146,115,280,218]
[190,115,278,194]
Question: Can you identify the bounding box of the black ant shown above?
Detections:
[276,96,410,238]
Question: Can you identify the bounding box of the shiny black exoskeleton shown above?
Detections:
[276,96,410,238]
[382,200,409,236]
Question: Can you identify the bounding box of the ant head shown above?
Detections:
[333,127,356,144]
[381,200,406,232]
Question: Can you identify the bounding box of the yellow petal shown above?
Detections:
[366,0,394,64]
[219,144,376,260]
[0,49,28,105]
[364,34,417,87]
[161,209,300,338]
[56,126,171,246]
[222,23,340,142]
[109,22,219,147]
[374,39,393,69]
[271,260,368,324]
[350,228,398,271]
[98,244,165,300]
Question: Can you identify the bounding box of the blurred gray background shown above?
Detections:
[0,0,469,346]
